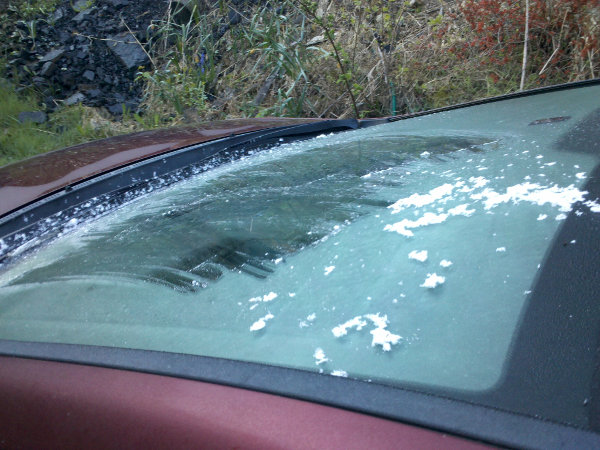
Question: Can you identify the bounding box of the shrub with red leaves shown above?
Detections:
[457,0,598,82]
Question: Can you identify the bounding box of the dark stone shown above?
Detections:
[78,83,97,91]
[106,32,149,70]
[228,8,241,25]
[60,71,76,85]
[72,7,96,23]
[3,0,168,112]
[19,47,35,59]
[107,103,125,115]
[40,61,56,76]
[82,69,95,80]
[105,0,130,6]
[107,99,138,115]
[51,6,66,22]
[32,76,47,85]
[64,92,86,106]
[43,97,57,110]
[40,48,65,63]
[18,111,48,124]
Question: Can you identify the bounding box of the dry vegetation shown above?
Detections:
[1,0,598,165]
[138,0,599,122]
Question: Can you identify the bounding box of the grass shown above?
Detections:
[7,0,61,19]
[0,80,119,166]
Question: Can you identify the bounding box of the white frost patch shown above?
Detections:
[439,259,453,268]
[313,348,329,365]
[457,177,488,193]
[249,292,278,303]
[263,292,278,302]
[420,151,430,158]
[332,316,368,337]
[576,172,587,179]
[288,292,296,298]
[470,182,586,213]
[496,247,506,252]
[388,183,455,213]
[408,250,428,262]
[585,200,600,213]
[364,313,402,351]
[299,313,316,328]
[331,370,348,377]
[384,212,449,237]
[324,265,336,276]
[250,313,274,331]
[448,204,475,217]
[331,314,402,351]
[420,273,445,288]
[384,178,599,240]
[555,213,567,220]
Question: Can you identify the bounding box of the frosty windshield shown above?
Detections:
[1,84,600,429]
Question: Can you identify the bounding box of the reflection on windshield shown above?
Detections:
[0,85,599,398]
[4,135,491,290]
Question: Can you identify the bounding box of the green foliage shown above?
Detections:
[297,0,360,118]
[135,3,217,120]
[0,79,113,167]
[7,0,60,19]
[241,2,321,116]
[428,15,442,27]
[137,65,207,115]
[72,0,95,13]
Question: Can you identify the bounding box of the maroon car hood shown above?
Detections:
[0,118,321,217]
[0,356,491,449]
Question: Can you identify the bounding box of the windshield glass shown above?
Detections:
[1,85,600,427]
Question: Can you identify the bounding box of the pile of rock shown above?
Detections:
[5,0,167,115]
[4,0,275,117]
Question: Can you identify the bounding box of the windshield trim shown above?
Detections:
[388,78,600,122]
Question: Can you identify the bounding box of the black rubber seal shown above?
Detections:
[387,78,600,122]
